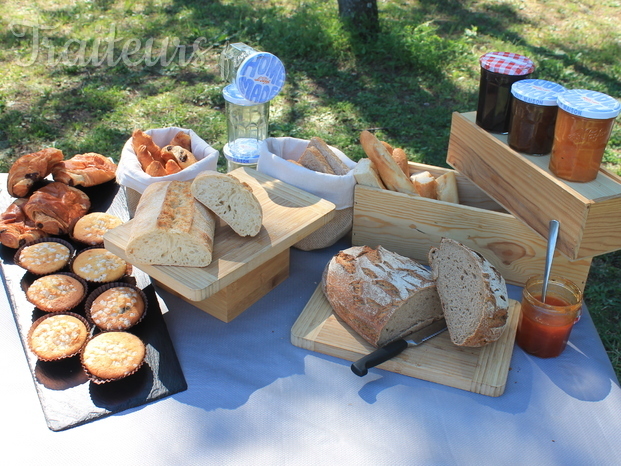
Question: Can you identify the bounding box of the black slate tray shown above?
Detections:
[0,178,187,431]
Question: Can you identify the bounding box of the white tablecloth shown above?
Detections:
[2,234,620,465]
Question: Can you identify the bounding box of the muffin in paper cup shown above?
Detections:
[14,237,75,276]
[81,331,146,384]
[27,312,91,361]
[85,282,148,331]
[70,246,132,284]
[25,272,89,313]
[70,212,124,247]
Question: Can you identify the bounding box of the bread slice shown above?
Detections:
[307,137,350,175]
[322,245,444,348]
[299,146,334,174]
[191,171,263,237]
[125,180,216,267]
[353,158,385,189]
[428,238,509,347]
[359,130,417,195]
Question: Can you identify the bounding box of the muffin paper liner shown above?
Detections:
[24,272,89,313]
[80,331,146,384]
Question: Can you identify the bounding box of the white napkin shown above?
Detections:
[257,137,357,210]
[116,127,220,194]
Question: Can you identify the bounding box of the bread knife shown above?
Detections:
[351,319,448,377]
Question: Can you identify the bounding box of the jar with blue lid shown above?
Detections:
[223,83,269,171]
[549,89,621,182]
[508,79,566,155]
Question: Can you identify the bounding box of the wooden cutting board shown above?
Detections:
[291,285,520,397]
[105,168,336,303]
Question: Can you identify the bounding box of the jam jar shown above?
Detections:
[508,79,566,155]
[549,89,621,182]
[476,52,535,133]
[516,276,582,358]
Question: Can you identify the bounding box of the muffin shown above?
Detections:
[72,212,123,246]
[26,272,87,312]
[15,239,74,275]
[81,331,146,383]
[71,247,128,283]
[87,284,146,331]
[28,312,90,361]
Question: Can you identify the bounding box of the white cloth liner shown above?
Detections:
[257,137,357,210]
[116,127,219,194]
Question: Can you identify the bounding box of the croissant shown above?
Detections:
[51,152,117,187]
[0,198,47,248]
[7,148,64,198]
[23,182,91,235]
[132,130,161,161]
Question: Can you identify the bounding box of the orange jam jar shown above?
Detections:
[516,276,582,359]
[549,89,621,182]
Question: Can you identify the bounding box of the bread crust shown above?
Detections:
[359,131,417,194]
[410,171,438,199]
[322,245,443,348]
[428,238,509,347]
[126,180,216,267]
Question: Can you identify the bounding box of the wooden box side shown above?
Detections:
[446,111,621,260]
[352,173,592,291]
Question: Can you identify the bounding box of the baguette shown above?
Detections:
[191,171,263,237]
[359,130,417,194]
[428,238,509,347]
[435,171,460,204]
[308,137,350,175]
[322,245,444,348]
[391,148,409,177]
[410,171,438,199]
[353,158,385,189]
[125,180,216,267]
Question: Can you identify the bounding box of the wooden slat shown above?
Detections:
[291,285,521,397]
[105,168,335,302]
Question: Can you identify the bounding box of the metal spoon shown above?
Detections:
[541,220,560,303]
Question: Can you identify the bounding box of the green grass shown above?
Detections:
[1,0,620,379]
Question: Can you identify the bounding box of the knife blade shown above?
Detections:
[351,319,448,377]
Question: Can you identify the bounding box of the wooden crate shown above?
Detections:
[352,162,592,291]
[446,111,621,261]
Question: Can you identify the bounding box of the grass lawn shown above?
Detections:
[1,0,620,379]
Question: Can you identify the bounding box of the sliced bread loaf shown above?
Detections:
[428,238,509,347]
[322,245,444,348]
[191,171,263,237]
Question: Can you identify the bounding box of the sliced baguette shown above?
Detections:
[191,171,263,237]
[435,171,460,204]
[359,130,417,195]
[322,245,444,348]
[410,171,438,199]
[125,180,216,267]
[391,148,409,177]
[353,158,385,189]
[428,238,509,347]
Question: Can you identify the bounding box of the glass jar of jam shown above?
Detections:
[476,52,535,133]
[516,276,582,358]
[508,79,566,155]
[549,89,621,182]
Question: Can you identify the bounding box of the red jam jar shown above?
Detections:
[476,52,535,133]
[549,89,621,182]
[516,276,582,359]
[508,79,566,155]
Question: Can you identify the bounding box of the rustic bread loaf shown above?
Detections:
[307,137,351,175]
[191,171,263,237]
[428,238,509,347]
[299,146,334,174]
[125,180,216,267]
[322,245,444,348]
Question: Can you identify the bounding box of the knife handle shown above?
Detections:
[350,339,409,377]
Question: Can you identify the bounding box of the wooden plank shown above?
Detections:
[446,111,621,260]
[352,182,592,291]
[105,168,335,302]
[291,285,521,397]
